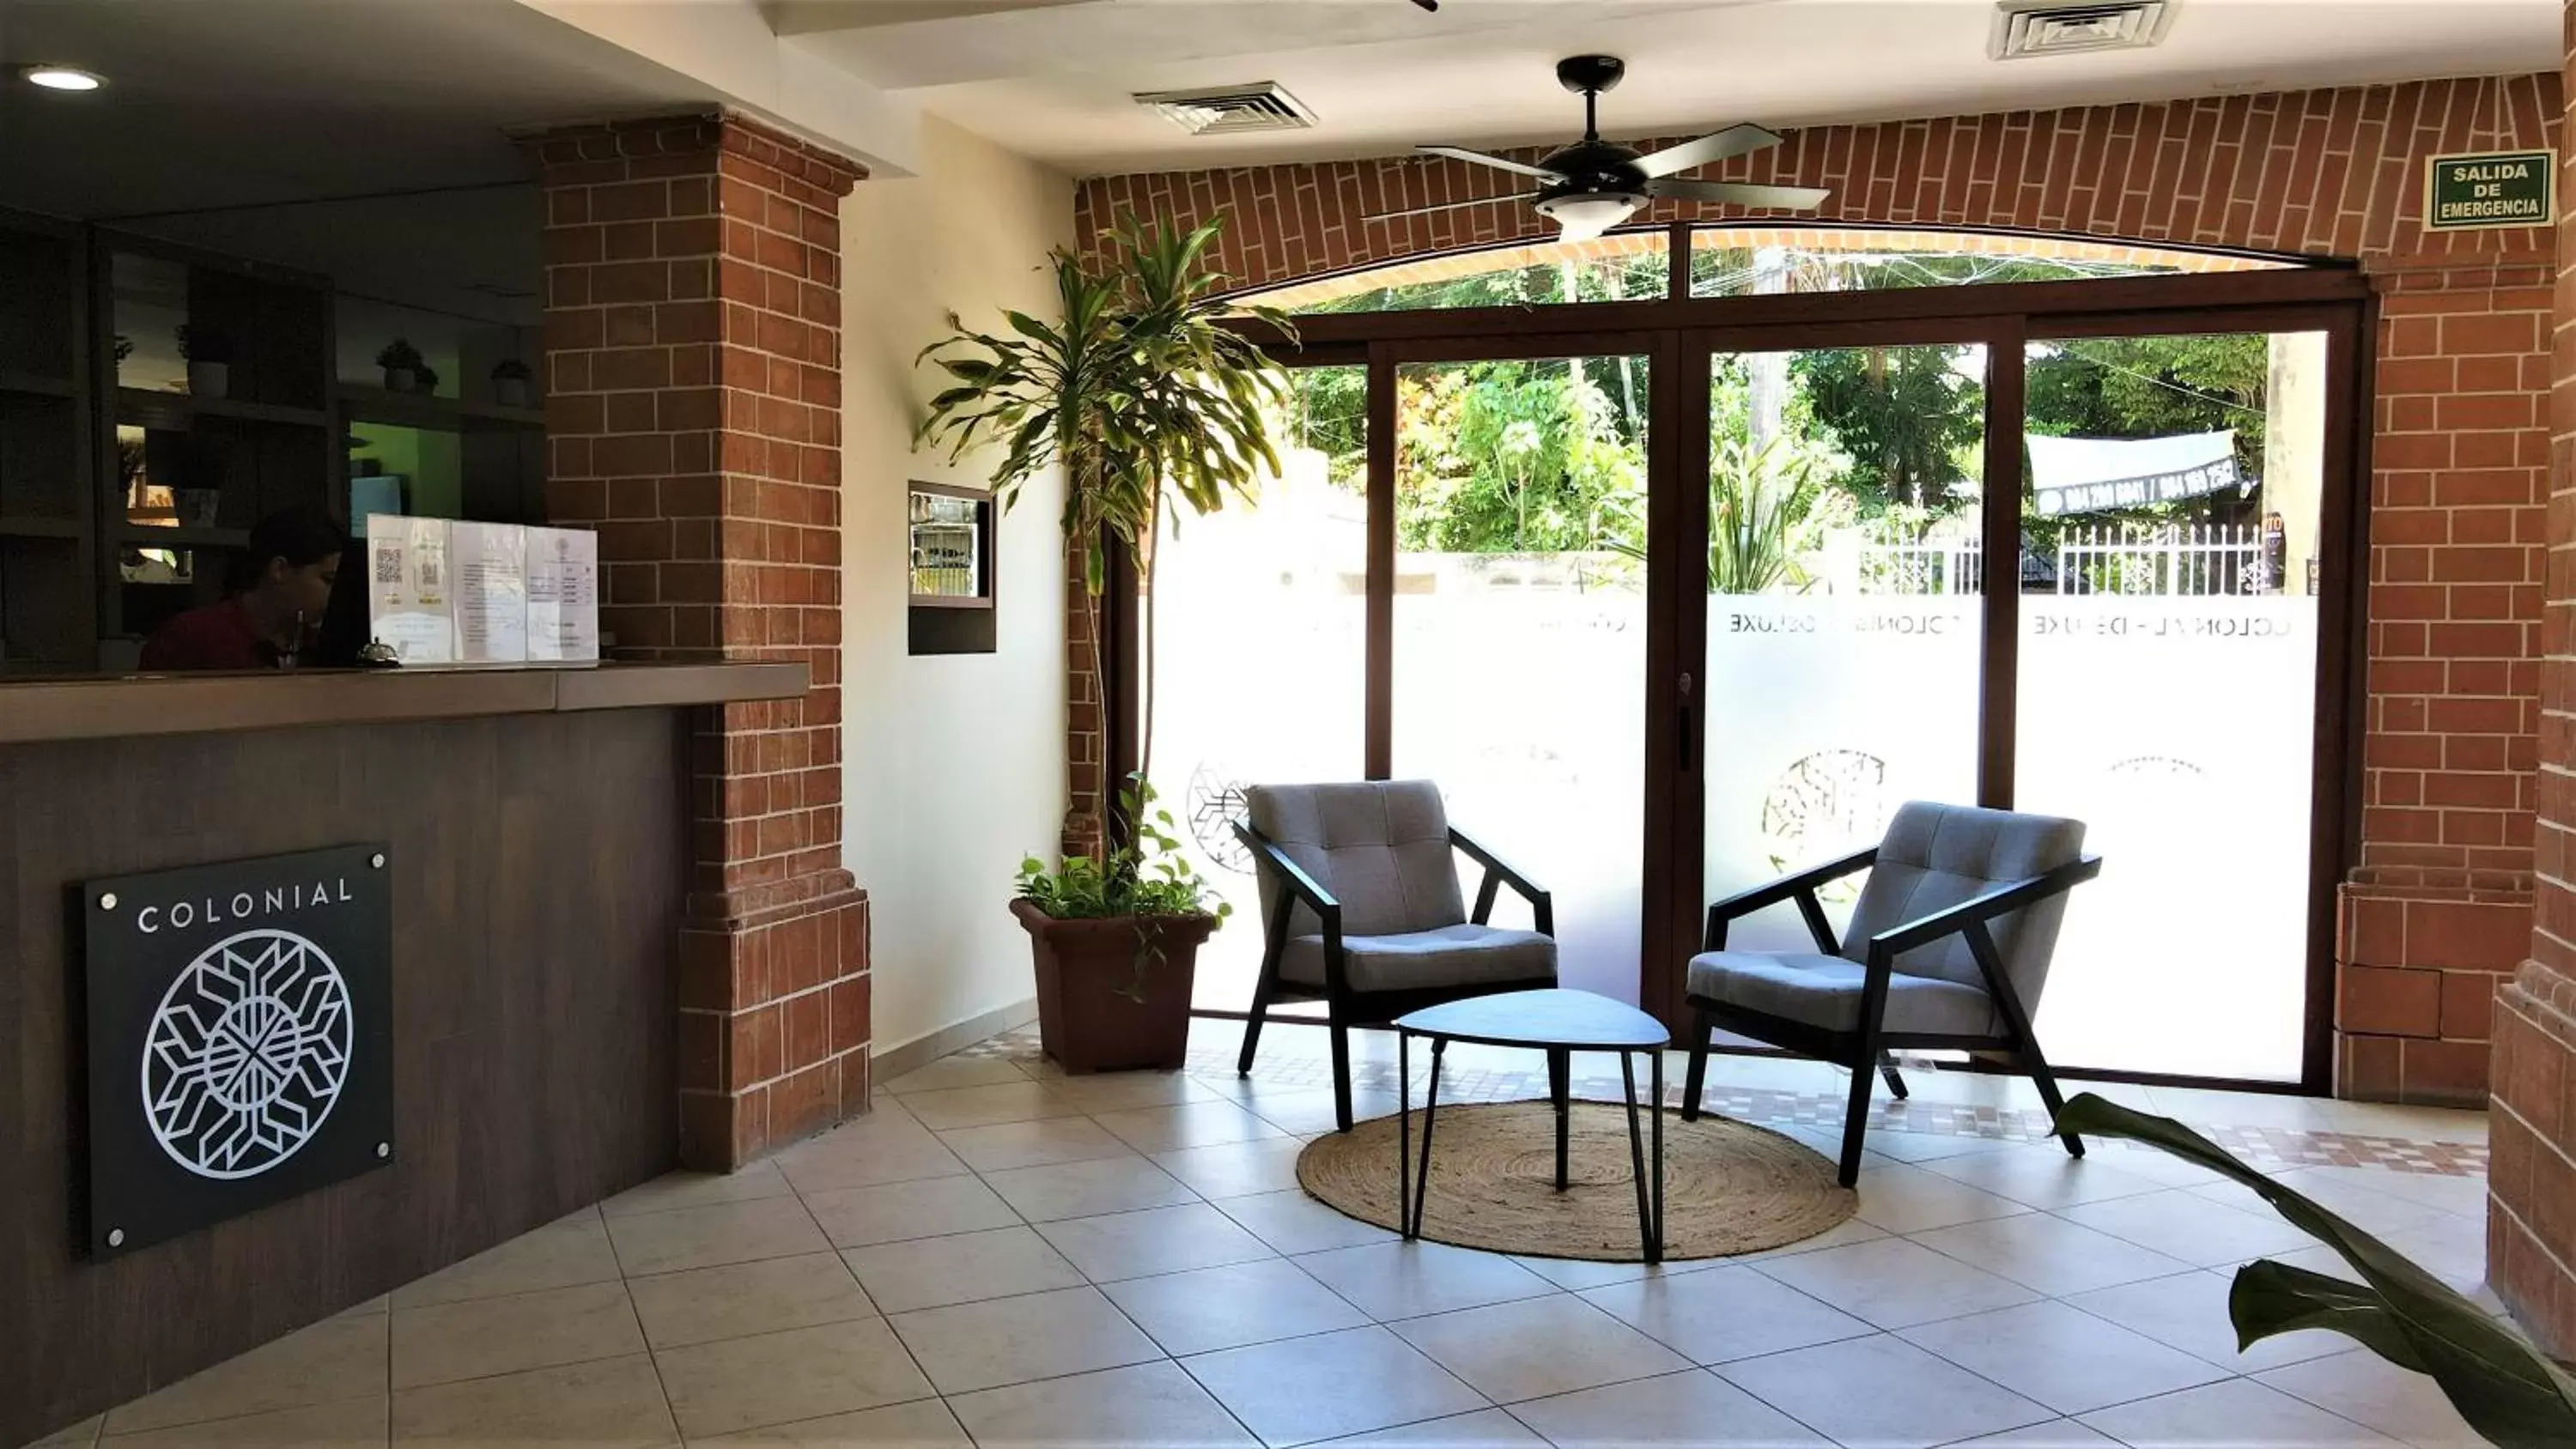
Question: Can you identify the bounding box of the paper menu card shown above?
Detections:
[366,515,454,664]
[451,521,529,664]
[525,526,599,663]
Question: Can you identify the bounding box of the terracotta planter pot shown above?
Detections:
[1011,898,1216,1074]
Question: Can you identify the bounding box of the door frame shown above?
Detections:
[1124,242,2370,1094]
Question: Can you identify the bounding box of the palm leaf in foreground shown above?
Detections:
[2053,1092,2576,1448]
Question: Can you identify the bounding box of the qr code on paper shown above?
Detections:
[374,549,402,585]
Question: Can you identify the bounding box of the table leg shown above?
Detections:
[1412,1037,1445,1239]
[1398,1030,1412,1240]
[1548,1046,1571,1191]
[1650,1047,1665,1264]
[1620,1051,1652,1264]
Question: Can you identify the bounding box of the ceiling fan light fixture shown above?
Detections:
[1536,191,1642,240]
[21,64,105,92]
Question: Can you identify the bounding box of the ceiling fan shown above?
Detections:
[1370,54,1831,241]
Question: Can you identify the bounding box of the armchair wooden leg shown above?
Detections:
[1680,1009,1710,1122]
[1237,967,1278,1076]
[1836,1039,1879,1188]
[1329,1013,1356,1134]
[2021,1039,2084,1161]
[1546,1047,1571,1191]
[1878,1052,1910,1100]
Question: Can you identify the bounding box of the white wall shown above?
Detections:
[841,116,1072,1057]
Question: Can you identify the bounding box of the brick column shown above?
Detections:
[2491,3,2576,1356]
[528,112,871,1170]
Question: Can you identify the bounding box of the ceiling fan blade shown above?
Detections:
[1646,179,1832,210]
[1631,124,1785,179]
[1366,193,1538,223]
[1417,146,1563,181]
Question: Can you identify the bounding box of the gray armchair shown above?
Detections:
[1234,780,1557,1131]
[1681,801,2101,1186]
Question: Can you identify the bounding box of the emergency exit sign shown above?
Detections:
[2425,150,2555,231]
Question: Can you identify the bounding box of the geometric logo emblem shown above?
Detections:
[1186,761,1254,876]
[140,930,354,1181]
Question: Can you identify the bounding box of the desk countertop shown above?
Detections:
[0,660,806,744]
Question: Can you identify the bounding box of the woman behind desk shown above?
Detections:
[139,506,346,672]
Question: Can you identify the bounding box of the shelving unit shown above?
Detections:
[0,211,96,671]
[338,383,542,433]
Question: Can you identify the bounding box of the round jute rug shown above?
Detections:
[1297,1101,1856,1262]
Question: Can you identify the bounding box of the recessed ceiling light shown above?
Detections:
[22,66,106,93]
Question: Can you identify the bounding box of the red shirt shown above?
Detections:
[140,598,270,672]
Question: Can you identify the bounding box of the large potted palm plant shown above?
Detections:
[915,214,1288,1072]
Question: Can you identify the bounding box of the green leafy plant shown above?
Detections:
[1016,776,1233,996]
[916,212,1288,844]
[1603,434,1826,595]
[2056,1093,2576,1447]
[374,337,425,373]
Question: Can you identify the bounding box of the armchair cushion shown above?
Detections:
[1246,781,1469,940]
[1842,802,2087,1012]
[1686,949,2001,1038]
[1283,925,1556,995]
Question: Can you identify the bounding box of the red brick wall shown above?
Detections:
[529,112,872,1169]
[1075,76,2559,1104]
[2489,1,2576,1358]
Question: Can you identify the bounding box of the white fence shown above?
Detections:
[1843,522,2267,597]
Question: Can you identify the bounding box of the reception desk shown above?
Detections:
[0,661,801,1445]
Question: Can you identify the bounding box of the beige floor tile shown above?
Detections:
[879,1057,1034,1094]
[1945,1422,2122,1446]
[105,1312,388,1435]
[1908,1210,2196,1297]
[687,1397,969,1447]
[980,1155,1200,1222]
[841,1227,1085,1313]
[1715,1334,2052,1449]
[2054,1190,2314,1268]
[2062,1270,2348,1372]
[1042,1071,1223,1115]
[1506,1253,1727,1291]
[1240,1088,1404,1137]
[389,1210,623,1309]
[1036,1202,1273,1282]
[2288,1165,2489,1221]
[603,1161,795,1220]
[22,1416,102,1448]
[1291,1240,1555,1322]
[1578,1262,1874,1365]
[100,1397,386,1447]
[626,1252,877,1351]
[2195,1169,2451,1238]
[933,1117,1137,1173]
[1149,1138,1310,1200]
[1213,1190,1400,1256]
[1505,1367,1832,1447]
[1735,1215,1891,1263]
[391,1280,643,1389]
[1095,1100,1289,1155]
[895,1081,1084,1131]
[607,1196,831,1277]
[1899,1300,2230,1416]
[1388,1294,1686,1404]
[2144,1085,2340,1132]
[2077,1377,2403,1447]
[331,1299,389,1322]
[1850,1130,2022,1165]
[945,1361,1259,1448]
[1918,1145,2170,1210]
[2310,1100,2488,1144]
[1099,1258,1370,1357]
[2256,1349,2484,1447]
[773,1120,970,1195]
[799,1173,1021,1249]
[1180,1325,1486,1446]
[1748,1235,2038,1331]
[1311,1408,1546,1447]
[886,1286,1163,1396]
[390,1354,675,1447]
[1851,1161,2032,1234]
[653,1318,934,1440]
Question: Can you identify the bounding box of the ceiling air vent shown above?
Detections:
[1990,0,2174,59]
[1135,82,1317,136]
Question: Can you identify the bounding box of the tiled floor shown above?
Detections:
[26,1019,2500,1449]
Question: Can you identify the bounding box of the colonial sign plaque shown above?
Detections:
[80,844,394,1258]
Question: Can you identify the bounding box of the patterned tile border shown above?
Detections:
[953,1028,2489,1179]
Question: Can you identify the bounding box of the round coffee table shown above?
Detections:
[1393,987,1670,1262]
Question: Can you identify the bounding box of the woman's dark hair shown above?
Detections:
[230,505,347,593]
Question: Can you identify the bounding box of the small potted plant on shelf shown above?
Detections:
[176,325,229,400]
[1011,777,1229,1072]
[376,338,434,395]
[917,213,1287,1073]
[489,357,536,409]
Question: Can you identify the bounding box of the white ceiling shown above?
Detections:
[782,0,2561,175]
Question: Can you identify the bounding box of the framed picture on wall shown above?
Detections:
[908,482,994,654]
